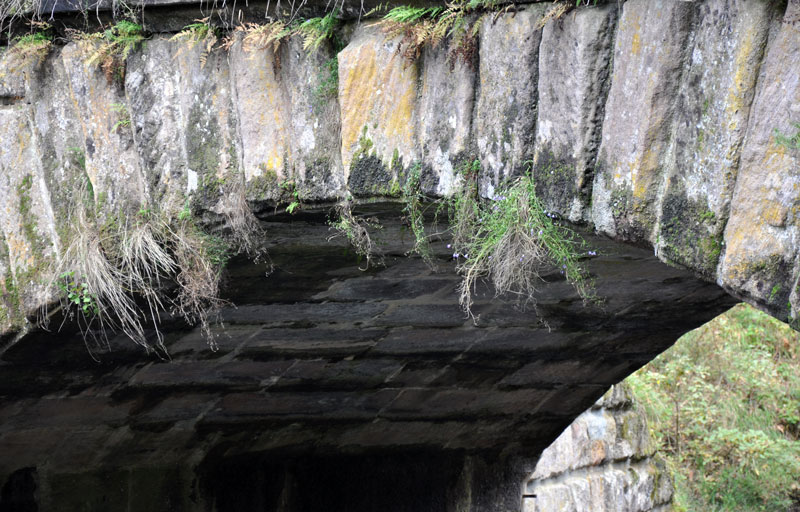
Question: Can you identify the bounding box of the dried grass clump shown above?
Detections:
[44,181,264,354]
[216,175,270,265]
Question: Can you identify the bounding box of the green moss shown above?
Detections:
[659,193,723,277]
[246,169,280,200]
[186,104,222,176]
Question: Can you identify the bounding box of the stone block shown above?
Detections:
[382,388,549,420]
[218,302,388,325]
[242,327,386,357]
[475,4,548,194]
[203,389,400,424]
[129,360,293,390]
[592,0,695,243]
[372,304,470,328]
[369,327,483,355]
[533,3,618,221]
[417,42,476,196]
[273,358,404,390]
[656,0,776,278]
[720,1,800,325]
[338,26,419,195]
[60,43,148,209]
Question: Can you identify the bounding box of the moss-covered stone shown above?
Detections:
[658,193,725,278]
[186,103,222,177]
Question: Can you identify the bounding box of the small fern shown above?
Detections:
[295,10,340,53]
[78,20,146,84]
[170,18,218,67]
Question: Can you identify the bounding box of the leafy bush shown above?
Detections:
[627,303,800,511]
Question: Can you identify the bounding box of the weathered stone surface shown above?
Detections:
[592,0,695,242]
[338,26,419,196]
[126,37,241,206]
[60,42,148,208]
[657,0,776,278]
[525,384,672,512]
[417,42,476,195]
[228,35,293,190]
[533,3,618,222]
[720,1,800,327]
[474,4,547,195]
[0,105,57,319]
[230,35,344,201]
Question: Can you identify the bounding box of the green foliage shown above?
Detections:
[80,20,145,84]
[402,163,435,266]
[627,303,800,511]
[313,56,339,109]
[110,102,131,133]
[58,271,99,315]
[8,21,53,68]
[378,1,488,64]
[279,180,301,214]
[295,10,340,53]
[237,11,340,57]
[774,122,800,150]
[169,18,218,66]
[7,22,52,66]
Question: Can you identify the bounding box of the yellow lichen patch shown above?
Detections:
[339,42,378,170]
[338,30,418,172]
[725,28,756,119]
[631,32,641,56]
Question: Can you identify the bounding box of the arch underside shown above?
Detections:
[0,205,735,510]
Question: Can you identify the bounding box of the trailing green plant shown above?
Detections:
[402,163,435,267]
[448,171,594,318]
[328,200,383,270]
[312,55,339,109]
[627,303,800,512]
[169,17,218,66]
[294,9,340,53]
[75,20,146,84]
[774,122,800,150]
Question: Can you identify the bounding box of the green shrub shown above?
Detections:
[627,303,800,511]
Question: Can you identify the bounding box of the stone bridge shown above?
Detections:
[0,0,798,509]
